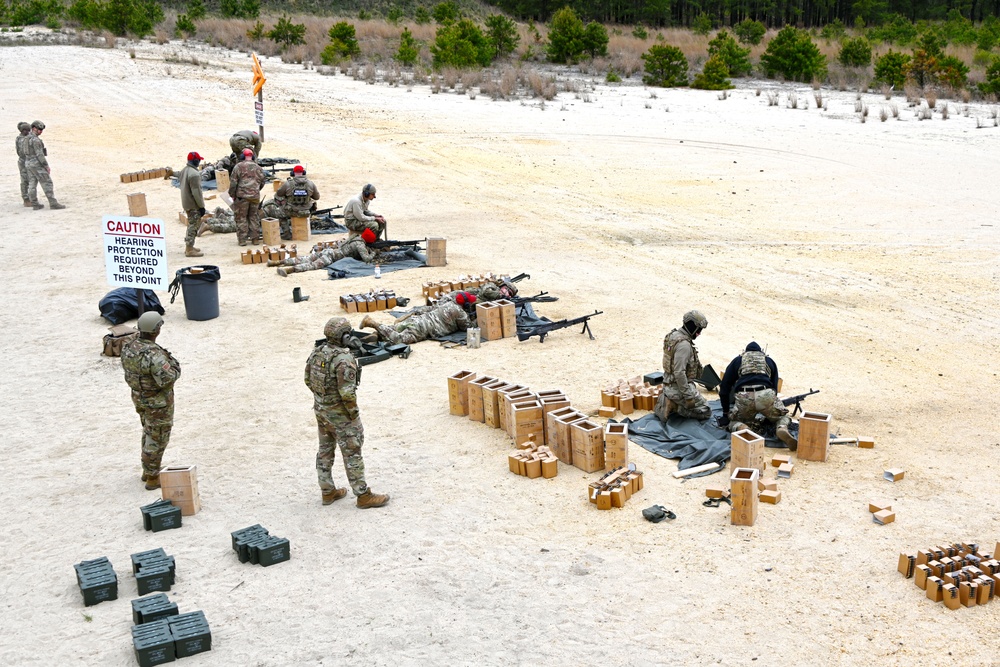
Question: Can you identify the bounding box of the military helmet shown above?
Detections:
[31,120,45,130]
[682,310,708,329]
[324,317,352,343]
[18,121,30,132]
[137,312,164,333]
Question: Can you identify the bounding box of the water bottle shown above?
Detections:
[374,264,381,279]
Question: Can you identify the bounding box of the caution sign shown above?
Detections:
[255,99,264,127]
[103,215,169,290]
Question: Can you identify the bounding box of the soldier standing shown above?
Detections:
[274,165,320,239]
[718,342,797,449]
[16,121,32,207]
[24,121,65,210]
[360,293,474,344]
[305,317,390,509]
[229,148,266,246]
[344,184,386,240]
[178,151,205,257]
[654,310,712,421]
[121,312,181,490]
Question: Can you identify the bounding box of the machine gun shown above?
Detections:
[781,389,820,417]
[371,238,425,250]
[517,310,603,343]
[312,205,343,217]
[512,291,558,317]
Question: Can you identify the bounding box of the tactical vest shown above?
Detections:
[290,183,310,208]
[739,350,771,378]
[121,340,161,393]
[664,329,700,380]
[307,343,359,402]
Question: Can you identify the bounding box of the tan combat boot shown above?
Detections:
[776,426,798,451]
[267,259,280,267]
[277,267,293,277]
[322,487,348,505]
[197,221,209,236]
[185,245,204,257]
[360,314,378,330]
[356,490,390,509]
[144,474,161,490]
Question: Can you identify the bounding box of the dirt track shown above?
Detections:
[1,34,999,665]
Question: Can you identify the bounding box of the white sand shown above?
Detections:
[1,33,998,665]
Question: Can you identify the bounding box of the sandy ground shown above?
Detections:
[1,31,999,666]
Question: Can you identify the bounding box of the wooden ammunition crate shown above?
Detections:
[476,302,503,341]
[570,420,605,473]
[466,375,496,423]
[426,237,446,266]
[262,217,281,246]
[291,216,310,242]
[604,422,629,470]
[447,370,476,416]
[127,192,148,217]
[495,299,517,338]
[798,411,832,462]
[730,429,765,474]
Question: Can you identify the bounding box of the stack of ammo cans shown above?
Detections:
[131,610,211,666]
[231,524,290,567]
[75,557,118,606]
[131,548,176,596]
[140,499,182,533]
[131,593,178,625]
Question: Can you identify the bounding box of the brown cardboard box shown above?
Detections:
[447,370,476,416]
[476,302,503,341]
[160,465,197,488]
[975,577,994,604]
[466,375,496,423]
[241,251,252,264]
[798,411,832,462]
[496,385,528,433]
[603,422,629,470]
[538,394,570,444]
[618,393,634,415]
[858,436,875,448]
[547,407,580,465]
[598,406,616,418]
[884,468,905,482]
[341,296,357,313]
[731,429,765,474]
[495,299,517,338]
[759,490,781,504]
[524,458,542,479]
[159,465,200,516]
[127,192,148,217]
[503,389,535,436]
[898,553,916,578]
[508,453,521,475]
[868,499,893,513]
[601,391,618,408]
[730,467,760,526]
[610,487,626,508]
[215,169,230,192]
[777,463,793,478]
[262,217,281,246]
[926,576,945,602]
[771,453,791,467]
[291,216,310,242]
[570,420,604,472]
[511,400,544,445]
[915,564,931,589]
[873,510,895,525]
[942,583,961,609]
[705,484,729,499]
[426,237,447,266]
[758,478,778,493]
[482,380,511,429]
[596,490,612,510]
[541,457,558,479]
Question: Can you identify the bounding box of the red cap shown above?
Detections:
[464,292,477,304]
[361,228,376,244]
[292,165,305,174]
[455,291,476,306]
[242,148,254,158]
[187,151,203,162]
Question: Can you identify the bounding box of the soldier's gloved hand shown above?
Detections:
[198,207,206,216]
[310,202,317,212]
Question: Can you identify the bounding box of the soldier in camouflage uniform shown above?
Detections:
[269,229,382,276]
[718,342,797,449]
[360,294,474,345]
[229,129,262,158]
[275,165,320,237]
[438,277,516,305]
[16,121,32,206]
[305,317,390,509]
[654,310,712,421]
[121,312,181,490]
[179,151,206,257]
[24,121,65,210]
[344,184,386,239]
[229,148,266,245]
[197,207,237,236]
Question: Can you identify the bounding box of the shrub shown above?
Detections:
[327,21,360,57]
[432,1,459,25]
[978,59,1000,95]
[838,36,872,67]
[396,27,419,65]
[9,0,63,26]
[760,26,826,82]
[819,18,845,42]
[692,12,712,36]
[641,44,688,87]
[67,0,102,28]
[582,21,608,58]
[485,13,518,60]
[632,24,647,40]
[606,69,620,82]
[431,18,491,68]
[733,18,765,46]
[977,16,1000,51]
[546,6,584,64]
[873,50,910,88]
[220,0,258,20]
[414,6,430,25]
[868,13,917,46]
[386,5,403,24]
[175,12,195,36]
[186,0,204,21]
[708,30,751,77]
[246,20,264,39]
[99,0,163,37]
[691,54,732,90]
[943,9,976,46]
[936,54,969,89]
[358,9,369,20]
[267,16,305,49]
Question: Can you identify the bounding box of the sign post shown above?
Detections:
[252,53,266,141]
[103,216,169,315]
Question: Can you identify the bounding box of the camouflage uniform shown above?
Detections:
[304,337,370,496]
[214,153,238,176]
[122,338,181,478]
[657,328,711,420]
[274,174,320,238]
[439,283,503,304]
[727,350,790,434]
[24,131,58,207]
[277,237,374,273]
[16,125,31,204]
[374,301,471,344]
[229,130,261,157]
[203,207,236,234]
[230,158,266,244]
[343,193,383,238]
[178,164,204,247]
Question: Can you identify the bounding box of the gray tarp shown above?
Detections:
[325,250,426,279]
